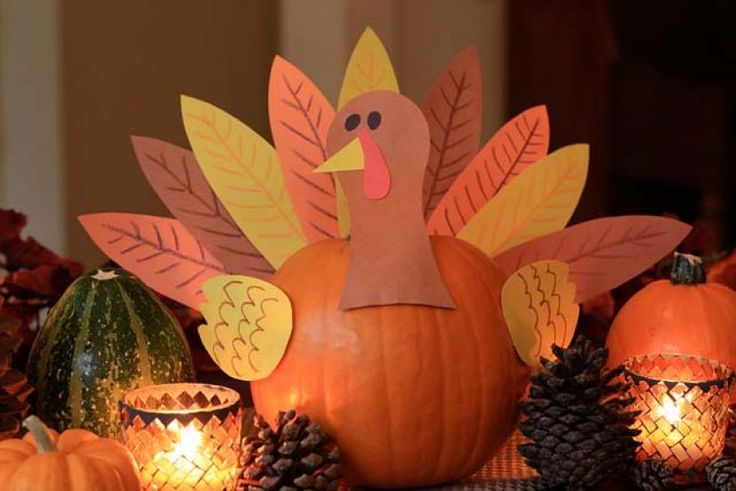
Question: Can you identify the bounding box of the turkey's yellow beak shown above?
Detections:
[316,130,391,200]
[314,137,364,173]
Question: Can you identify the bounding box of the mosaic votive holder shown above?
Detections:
[120,383,243,491]
[623,354,732,484]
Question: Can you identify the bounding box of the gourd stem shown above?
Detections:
[670,252,706,285]
[22,416,57,453]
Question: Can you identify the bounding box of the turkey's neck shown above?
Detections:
[339,178,455,310]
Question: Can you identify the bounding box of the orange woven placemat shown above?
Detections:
[432,430,539,490]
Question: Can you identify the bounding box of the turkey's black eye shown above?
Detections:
[367,111,382,130]
[345,113,360,131]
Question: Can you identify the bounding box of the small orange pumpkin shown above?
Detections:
[0,416,141,490]
[252,236,530,488]
[606,253,736,370]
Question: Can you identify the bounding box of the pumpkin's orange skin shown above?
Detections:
[252,236,529,488]
[606,279,736,370]
[0,426,140,490]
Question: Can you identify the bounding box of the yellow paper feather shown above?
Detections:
[502,260,579,367]
[181,96,306,268]
[198,275,292,381]
[338,27,399,109]
[457,144,589,256]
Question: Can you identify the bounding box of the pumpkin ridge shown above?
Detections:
[114,281,153,382]
[449,238,488,474]
[414,298,431,476]
[434,291,452,482]
[461,238,503,476]
[322,241,347,463]
[434,240,463,479]
[32,280,88,427]
[320,245,331,455]
[376,304,397,484]
[68,279,99,428]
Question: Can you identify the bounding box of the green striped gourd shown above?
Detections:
[27,268,195,437]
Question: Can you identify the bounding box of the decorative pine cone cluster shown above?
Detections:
[241,409,341,491]
[518,336,641,490]
[707,455,736,491]
[631,459,673,491]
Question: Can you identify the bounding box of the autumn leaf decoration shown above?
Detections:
[132,136,274,279]
[494,216,692,303]
[421,47,482,219]
[338,27,399,109]
[457,144,589,256]
[181,95,307,268]
[78,213,226,308]
[427,106,550,235]
[269,56,339,242]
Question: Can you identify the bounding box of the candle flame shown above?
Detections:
[656,396,682,425]
[172,425,203,459]
[154,422,203,463]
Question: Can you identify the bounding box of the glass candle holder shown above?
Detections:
[120,383,243,491]
[623,354,732,484]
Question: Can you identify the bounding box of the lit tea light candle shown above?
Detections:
[120,383,242,491]
[623,354,732,484]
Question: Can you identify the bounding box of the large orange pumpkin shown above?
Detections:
[606,253,736,370]
[0,416,140,490]
[251,236,529,488]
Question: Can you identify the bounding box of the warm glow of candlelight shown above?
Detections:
[656,396,682,425]
[145,421,235,490]
[153,422,204,463]
[175,425,203,458]
[120,383,242,491]
[623,354,733,485]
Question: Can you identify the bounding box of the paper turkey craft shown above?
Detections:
[80,28,690,487]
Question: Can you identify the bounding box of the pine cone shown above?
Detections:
[631,459,673,491]
[707,455,736,491]
[518,336,641,490]
[240,409,341,491]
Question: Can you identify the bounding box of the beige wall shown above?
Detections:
[62,0,278,267]
[280,0,508,139]
[0,0,64,252]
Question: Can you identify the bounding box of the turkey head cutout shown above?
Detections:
[317,91,455,310]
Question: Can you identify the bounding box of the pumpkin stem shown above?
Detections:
[670,252,706,285]
[22,416,57,453]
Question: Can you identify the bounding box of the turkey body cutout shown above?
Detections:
[319,91,455,310]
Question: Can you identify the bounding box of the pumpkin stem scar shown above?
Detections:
[91,269,119,281]
[23,416,58,453]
